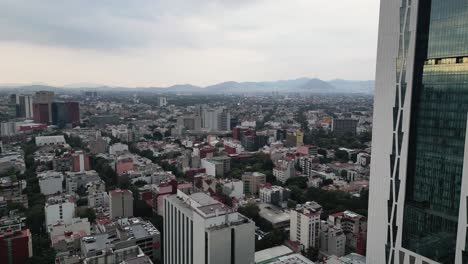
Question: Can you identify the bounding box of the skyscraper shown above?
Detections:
[33,91,54,123]
[11,95,34,119]
[368,1,468,263]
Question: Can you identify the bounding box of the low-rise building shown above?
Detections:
[273,160,295,183]
[320,221,346,257]
[38,171,64,195]
[45,195,76,229]
[290,201,323,250]
[242,172,266,195]
[259,185,290,207]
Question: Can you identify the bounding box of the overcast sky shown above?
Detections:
[0,0,380,87]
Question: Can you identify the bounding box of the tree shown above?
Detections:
[334,149,349,162]
[304,247,319,261]
[340,169,348,178]
[78,208,96,223]
[322,179,334,186]
[287,199,297,209]
[285,177,308,189]
[238,203,260,221]
[255,229,287,251]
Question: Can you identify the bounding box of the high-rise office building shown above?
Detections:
[368,1,468,263]
[33,91,54,123]
[164,191,255,264]
[11,95,34,119]
[51,101,80,127]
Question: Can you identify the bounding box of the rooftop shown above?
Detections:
[255,245,293,263]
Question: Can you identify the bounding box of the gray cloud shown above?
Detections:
[0,0,258,49]
[0,0,379,86]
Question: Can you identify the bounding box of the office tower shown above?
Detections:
[202,107,231,131]
[11,95,34,119]
[109,189,134,219]
[157,96,168,107]
[331,118,358,137]
[33,91,54,123]
[368,1,468,263]
[164,191,255,264]
[51,101,80,127]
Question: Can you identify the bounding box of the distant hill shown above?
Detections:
[328,79,374,94]
[0,78,374,94]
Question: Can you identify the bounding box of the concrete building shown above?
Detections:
[35,135,66,146]
[201,157,229,178]
[0,215,32,264]
[202,107,231,131]
[320,221,346,257]
[328,211,367,255]
[259,185,290,207]
[273,160,295,183]
[45,195,76,229]
[177,115,202,131]
[52,101,80,128]
[242,172,266,195]
[65,170,101,194]
[164,191,255,264]
[38,170,64,195]
[12,94,34,119]
[88,191,109,209]
[0,223,32,264]
[109,189,134,219]
[331,119,358,137]
[33,91,54,123]
[109,143,129,156]
[93,217,161,261]
[157,97,167,107]
[220,179,244,200]
[290,201,322,250]
[368,0,468,263]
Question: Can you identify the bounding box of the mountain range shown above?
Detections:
[0,78,374,94]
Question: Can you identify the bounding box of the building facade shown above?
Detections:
[164,191,255,264]
[109,189,134,219]
[368,0,468,263]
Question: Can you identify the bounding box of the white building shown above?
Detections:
[38,171,64,195]
[290,201,322,250]
[35,135,66,146]
[164,191,255,264]
[48,217,91,237]
[220,179,244,200]
[45,195,76,229]
[158,96,168,107]
[109,189,133,219]
[88,191,109,209]
[273,160,295,183]
[109,143,129,155]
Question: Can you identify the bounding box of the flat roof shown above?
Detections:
[258,203,290,225]
[255,245,293,263]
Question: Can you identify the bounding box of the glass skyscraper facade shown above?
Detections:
[403,1,468,262]
[369,0,468,263]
